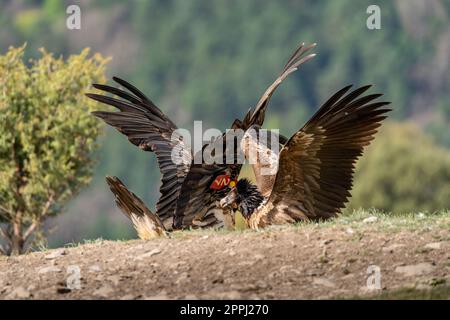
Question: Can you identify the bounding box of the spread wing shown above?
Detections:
[241,42,316,128]
[172,43,316,229]
[87,77,191,225]
[266,85,391,221]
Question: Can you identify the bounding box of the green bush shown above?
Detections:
[0,45,108,255]
[348,122,450,214]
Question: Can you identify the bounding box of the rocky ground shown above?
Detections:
[0,211,449,299]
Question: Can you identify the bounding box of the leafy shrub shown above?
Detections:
[348,122,450,214]
[0,45,108,255]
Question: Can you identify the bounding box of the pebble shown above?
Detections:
[395,263,435,277]
[363,216,378,223]
[144,291,170,300]
[9,287,30,299]
[37,266,62,274]
[313,277,336,288]
[424,242,441,250]
[134,248,162,260]
[44,250,66,260]
[89,265,102,273]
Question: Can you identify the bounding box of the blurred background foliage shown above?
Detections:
[0,0,449,247]
[0,45,108,254]
[348,122,450,213]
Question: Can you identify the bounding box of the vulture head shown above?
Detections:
[219,178,264,219]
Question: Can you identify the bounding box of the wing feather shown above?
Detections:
[88,77,191,225]
[266,85,391,221]
[242,42,317,128]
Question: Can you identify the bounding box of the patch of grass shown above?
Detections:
[64,237,107,248]
[167,209,450,241]
[68,209,448,245]
[362,285,450,300]
[307,209,449,234]
[36,243,49,252]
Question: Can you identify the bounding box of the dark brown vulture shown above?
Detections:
[219,85,391,229]
[86,42,316,237]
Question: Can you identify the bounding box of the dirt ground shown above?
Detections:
[1,211,449,299]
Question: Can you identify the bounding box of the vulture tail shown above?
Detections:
[105,176,167,239]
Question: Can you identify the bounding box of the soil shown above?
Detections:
[1,214,449,299]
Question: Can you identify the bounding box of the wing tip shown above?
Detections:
[90,110,107,118]
[112,76,123,83]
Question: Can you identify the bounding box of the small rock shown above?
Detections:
[363,216,378,223]
[345,228,354,235]
[89,265,102,273]
[9,287,30,299]
[37,266,62,274]
[341,274,355,280]
[27,285,36,292]
[227,250,236,257]
[94,284,114,298]
[134,248,162,260]
[395,263,435,277]
[214,290,241,299]
[424,242,441,250]
[175,272,189,284]
[313,277,336,288]
[44,250,66,260]
[144,291,170,300]
[253,254,265,260]
[416,213,426,219]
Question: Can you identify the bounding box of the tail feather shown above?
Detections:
[105,176,167,239]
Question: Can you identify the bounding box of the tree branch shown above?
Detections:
[23,193,54,242]
[0,204,12,220]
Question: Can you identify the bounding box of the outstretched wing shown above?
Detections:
[266,85,391,221]
[172,43,316,229]
[241,42,316,128]
[87,77,191,225]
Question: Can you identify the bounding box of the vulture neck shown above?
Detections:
[241,131,279,198]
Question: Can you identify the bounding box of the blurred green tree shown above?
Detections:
[0,45,109,255]
[348,122,450,214]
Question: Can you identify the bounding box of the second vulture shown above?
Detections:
[219,84,391,228]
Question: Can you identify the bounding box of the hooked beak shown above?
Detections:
[219,190,238,209]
